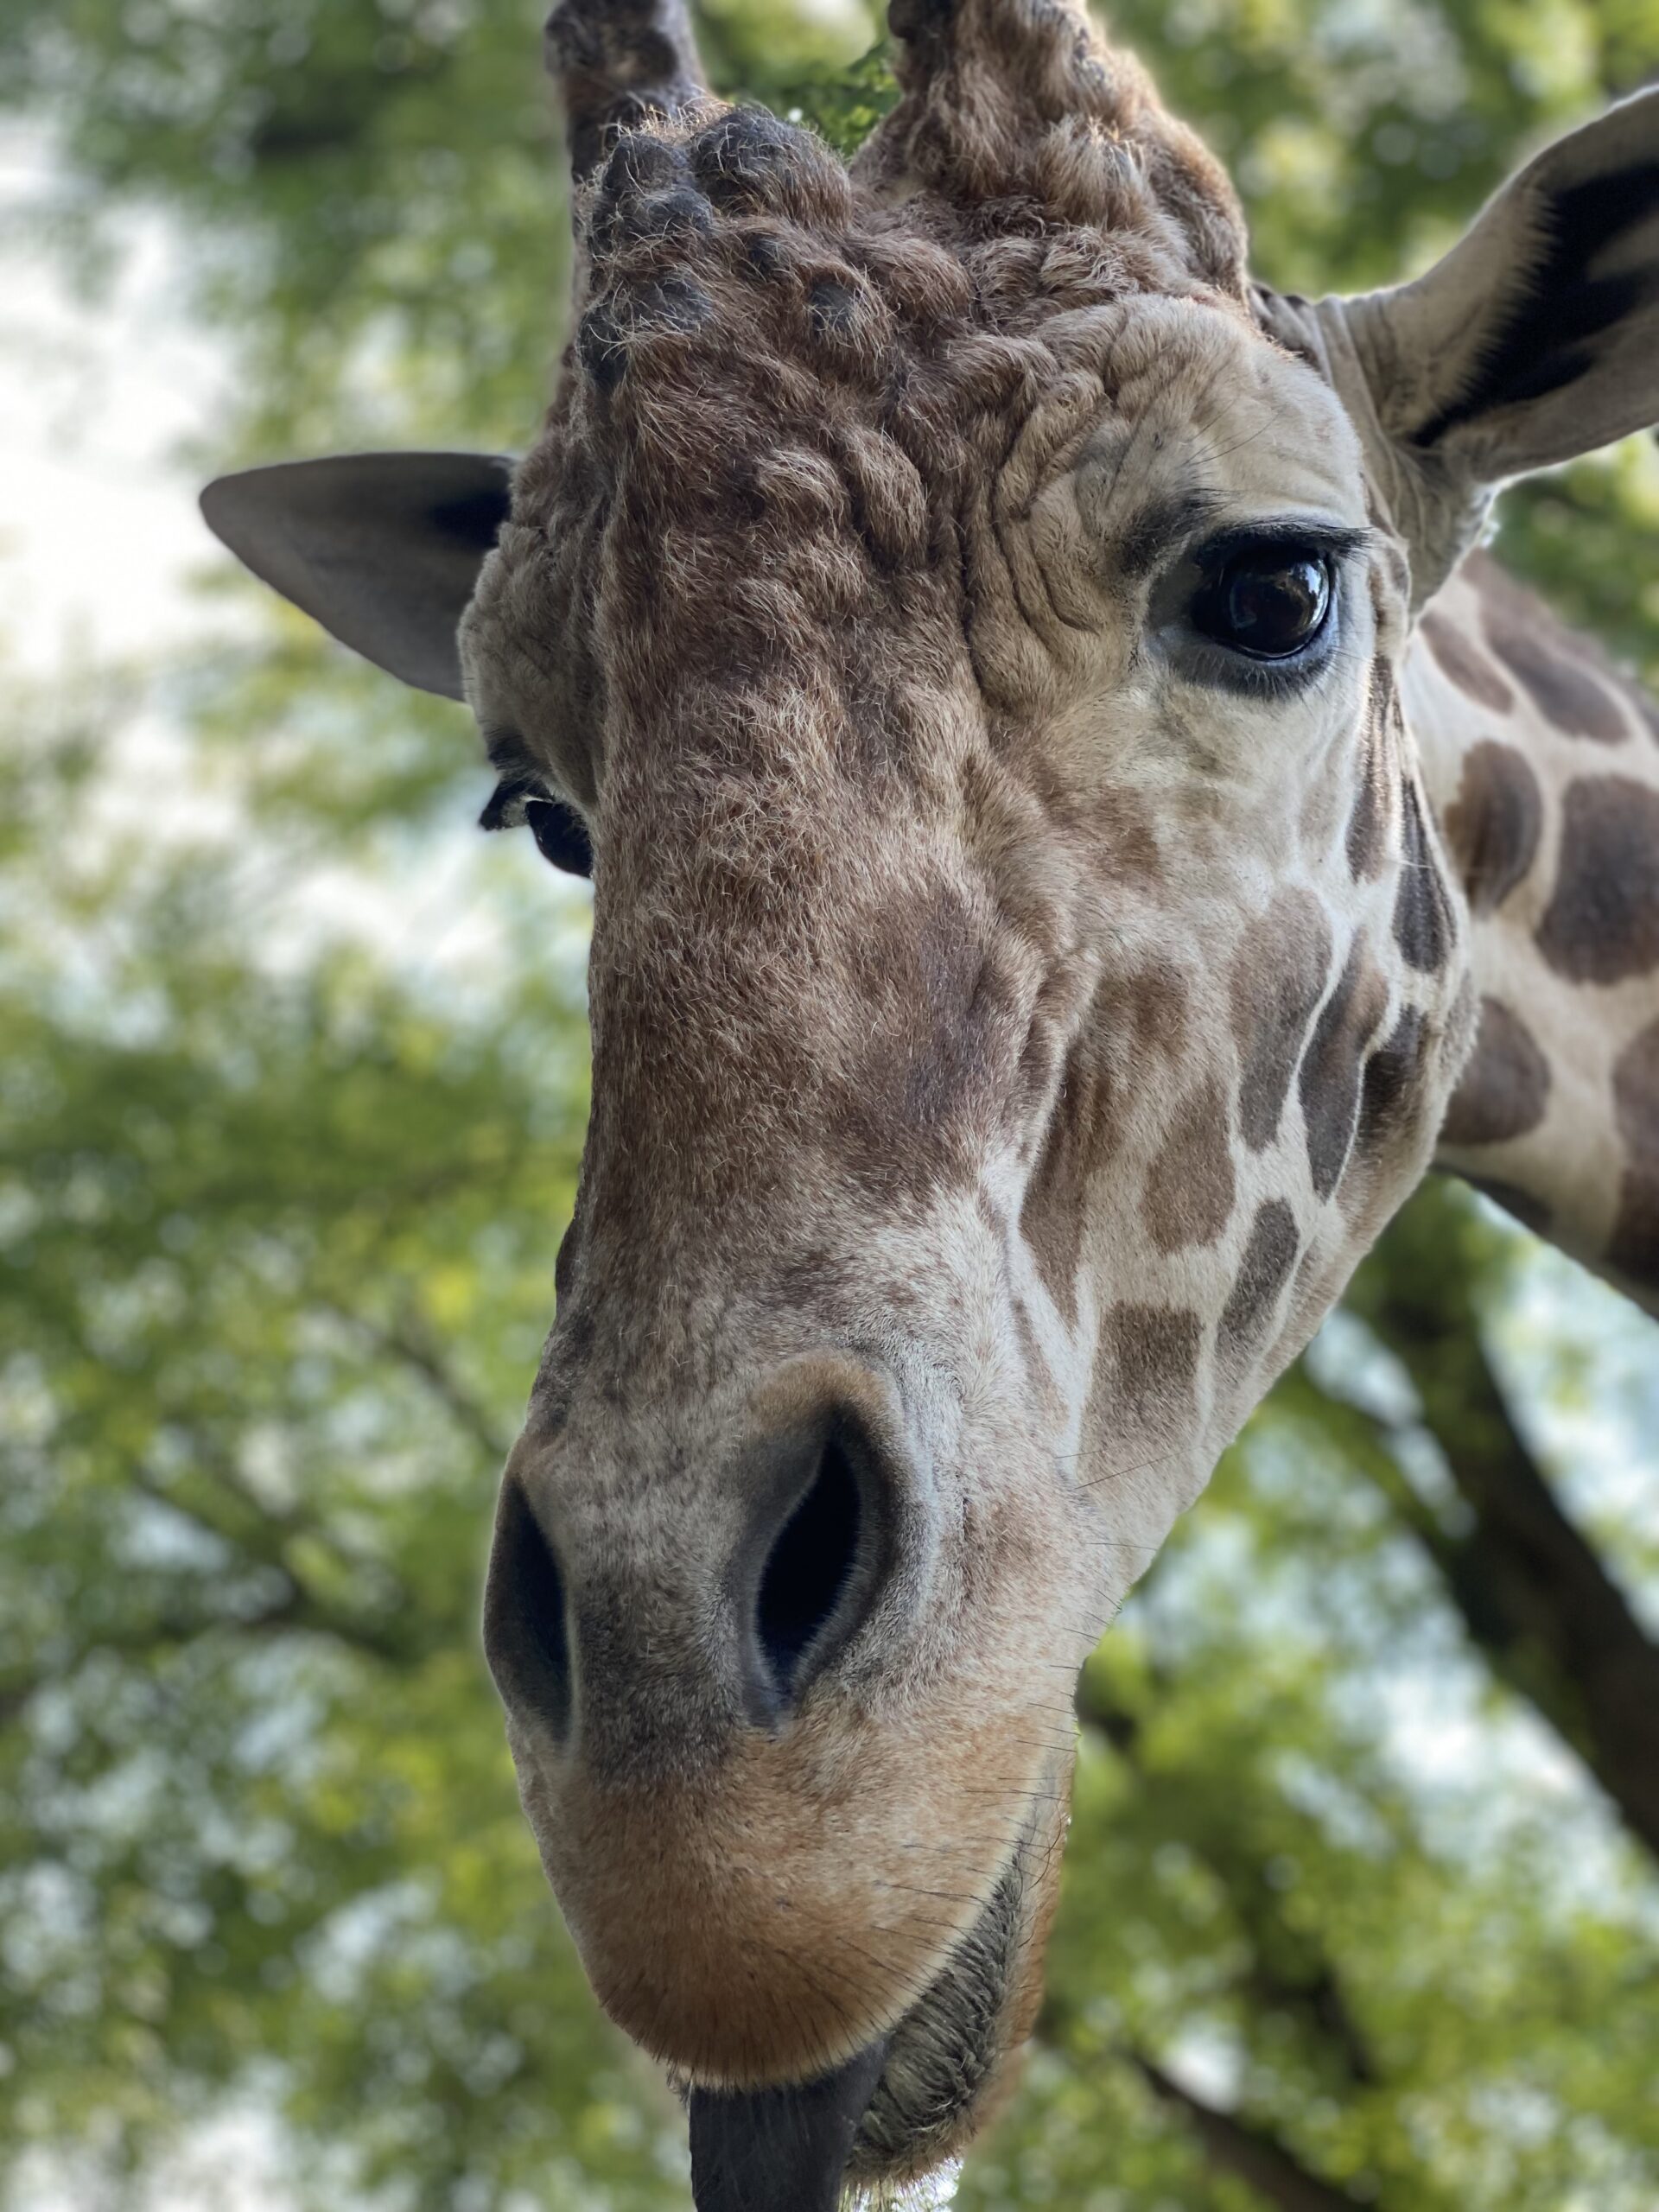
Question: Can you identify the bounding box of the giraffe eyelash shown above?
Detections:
[478,770,594,876]
[1187,518,1376,573]
[478,773,541,832]
[476,723,594,876]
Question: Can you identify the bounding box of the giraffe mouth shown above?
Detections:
[686,1784,1058,2209]
[846,1845,1033,2186]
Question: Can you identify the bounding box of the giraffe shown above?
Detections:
[199,0,1659,2201]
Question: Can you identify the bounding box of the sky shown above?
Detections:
[0,124,241,681]
[0,116,594,1003]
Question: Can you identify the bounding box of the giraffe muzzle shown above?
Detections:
[481,1388,912,1773]
[480,1349,1077,2125]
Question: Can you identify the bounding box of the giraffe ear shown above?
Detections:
[1352,89,1659,480]
[200,452,515,701]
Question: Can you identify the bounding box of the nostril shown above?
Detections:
[483,1480,571,1739]
[755,1430,867,1705]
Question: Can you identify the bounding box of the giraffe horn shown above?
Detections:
[543,0,709,182]
[858,0,1246,294]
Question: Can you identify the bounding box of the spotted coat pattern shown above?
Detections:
[1411,551,1659,1308]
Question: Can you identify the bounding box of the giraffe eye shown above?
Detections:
[1191,543,1334,660]
[524,796,594,878]
[477,776,594,877]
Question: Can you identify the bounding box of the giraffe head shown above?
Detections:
[202,4,1659,2199]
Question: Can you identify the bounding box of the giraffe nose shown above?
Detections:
[738,1409,896,1714]
[481,1399,909,1764]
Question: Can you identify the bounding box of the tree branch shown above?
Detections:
[1131,2052,1384,2212]
[1076,1674,1378,2088]
[0,1592,306,1729]
[0,1558,428,1734]
[1337,1202,1659,1863]
[322,1301,515,1464]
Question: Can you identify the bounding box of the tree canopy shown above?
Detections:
[2,3,1658,2206]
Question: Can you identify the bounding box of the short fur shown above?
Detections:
[198,1,1659,2196]
[460,21,1473,2159]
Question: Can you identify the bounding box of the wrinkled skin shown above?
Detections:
[199,0,1659,2196]
[461,101,1469,2191]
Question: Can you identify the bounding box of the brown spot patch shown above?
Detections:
[1231,890,1334,1151]
[1091,959,1192,1068]
[1128,961,1191,1054]
[1298,943,1390,1199]
[1420,608,1515,714]
[1098,1303,1201,1434]
[1142,1077,1236,1252]
[1440,739,1543,915]
[1020,967,1190,1319]
[1439,997,1550,1148]
[1393,779,1455,974]
[1612,1017,1659,1159]
[1020,1037,1120,1325]
[1609,1019,1659,1285]
[1345,663,1396,881]
[1609,1177,1659,1282]
[1480,597,1630,743]
[1217,1200,1299,1360]
[840,884,1017,1199]
[1535,777,1659,985]
[1469,553,1659,750]
[1357,1005,1429,1155]
[1097,783,1164,882]
[1012,1293,1058,1410]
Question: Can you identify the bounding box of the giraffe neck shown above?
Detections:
[1404,550,1659,1313]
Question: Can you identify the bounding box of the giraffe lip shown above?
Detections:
[682,1762,1063,2202]
[687,2039,892,2212]
[846,1853,1026,2188]
[683,1852,1021,2208]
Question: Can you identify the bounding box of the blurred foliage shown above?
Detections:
[769,41,901,156]
[3,0,1659,2208]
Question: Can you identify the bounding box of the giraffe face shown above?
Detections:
[456,110,1476,2180]
[195,30,1659,2192]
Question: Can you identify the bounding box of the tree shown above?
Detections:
[2,3,1656,2205]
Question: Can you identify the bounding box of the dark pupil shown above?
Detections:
[1197,550,1332,659]
[524,797,594,878]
